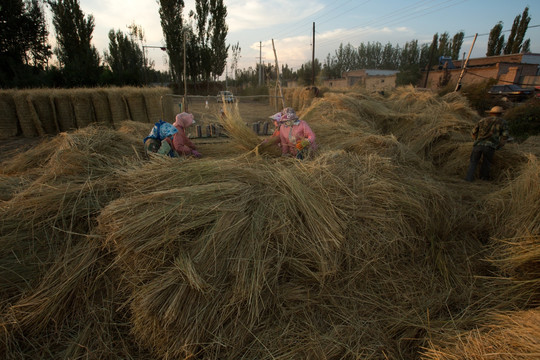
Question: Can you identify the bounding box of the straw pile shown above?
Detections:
[1,86,539,359]
[422,308,540,360]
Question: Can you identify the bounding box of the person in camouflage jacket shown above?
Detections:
[465,106,509,182]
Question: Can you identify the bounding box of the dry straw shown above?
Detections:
[144,87,171,123]
[124,87,148,123]
[29,89,59,135]
[71,89,96,129]
[51,89,77,132]
[422,309,540,360]
[91,89,114,127]
[0,90,19,138]
[1,85,540,359]
[107,87,130,125]
[13,91,45,137]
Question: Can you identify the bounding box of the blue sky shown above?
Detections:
[61,0,540,73]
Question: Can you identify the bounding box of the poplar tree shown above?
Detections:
[104,29,144,85]
[0,0,51,86]
[486,22,504,56]
[158,0,185,89]
[48,0,101,86]
[504,6,530,54]
[209,0,228,81]
[451,31,464,60]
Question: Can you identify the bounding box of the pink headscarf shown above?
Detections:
[174,112,195,128]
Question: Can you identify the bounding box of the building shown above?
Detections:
[323,69,399,91]
[421,53,540,90]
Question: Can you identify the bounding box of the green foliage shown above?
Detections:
[104,29,144,86]
[503,98,540,140]
[48,0,101,86]
[0,0,51,87]
[460,79,500,115]
[487,22,504,56]
[504,6,530,54]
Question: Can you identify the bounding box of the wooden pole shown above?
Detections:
[312,22,315,86]
[454,33,477,92]
[183,31,188,112]
[272,39,286,110]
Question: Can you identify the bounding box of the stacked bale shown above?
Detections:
[13,91,45,137]
[28,89,59,135]
[124,88,148,123]
[0,90,19,138]
[71,89,96,129]
[107,87,131,125]
[144,87,171,123]
[51,89,77,132]
[91,89,114,127]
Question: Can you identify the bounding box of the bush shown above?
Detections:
[504,98,540,141]
[460,79,501,115]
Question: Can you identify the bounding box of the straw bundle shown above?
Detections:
[485,154,540,238]
[0,90,18,138]
[71,89,96,129]
[517,135,540,157]
[13,92,45,137]
[422,308,540,360]
[51,89,76,132]
[107,87,130,125]
[92,147,488,358]
[91,89,113,127]
[301,93,375,148]
[217,103,279,156]
[116,119,154,139]
[97,156,347,358]
[387,85,441,113]
[0,174,29,201]
[483,155,540,298]
[124,88,148,123]
[144,87,170,123]
[29,90,59,135]
[336,133,431,170]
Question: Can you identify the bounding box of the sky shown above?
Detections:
[46,0,540,74]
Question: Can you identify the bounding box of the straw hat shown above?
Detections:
[487,106,504,114]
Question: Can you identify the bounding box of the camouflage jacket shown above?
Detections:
[472,116,509,149]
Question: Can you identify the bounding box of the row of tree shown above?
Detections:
[0,0,228,89]
[227,7,533,89]
[0,2,534,90]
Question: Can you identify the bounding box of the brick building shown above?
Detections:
[421,53,540,90]
[323,69,399,91]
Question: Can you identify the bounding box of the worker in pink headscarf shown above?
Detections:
[172,112,202,158]
[279,107,317,159]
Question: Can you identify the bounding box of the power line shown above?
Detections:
[464,24,540,38]
[316,0,467,49]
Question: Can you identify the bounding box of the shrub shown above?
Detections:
[504,98,540,141]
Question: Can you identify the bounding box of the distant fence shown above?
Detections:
[0,87,171,138]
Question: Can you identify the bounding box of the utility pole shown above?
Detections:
[312,22,315,86]
[455,33,478,92]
